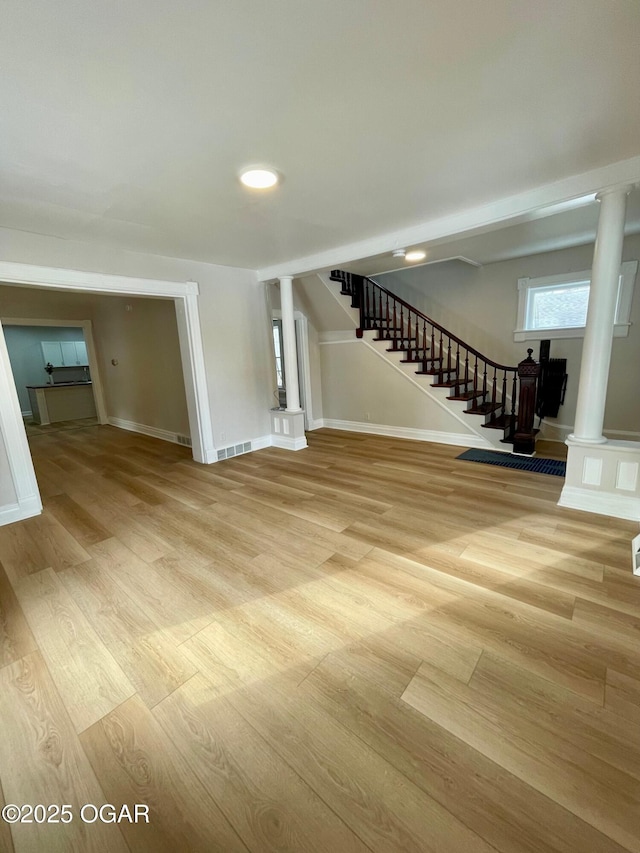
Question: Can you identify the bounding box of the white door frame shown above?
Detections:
[0,261,216,526]
[1,317,108,424]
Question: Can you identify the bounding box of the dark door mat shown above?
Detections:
[456,448,566,476]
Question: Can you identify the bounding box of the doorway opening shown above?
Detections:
[0,262,215,526]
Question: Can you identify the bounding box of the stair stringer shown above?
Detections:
[316,272,361,327]
[314,273,509,451]
[361,331,511,450]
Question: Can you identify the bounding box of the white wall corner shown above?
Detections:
[251,434,274,451]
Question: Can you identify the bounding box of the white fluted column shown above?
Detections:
[570,186,631,444]
[280,275,302,413]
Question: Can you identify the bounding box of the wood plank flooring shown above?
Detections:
[0,424,638,852]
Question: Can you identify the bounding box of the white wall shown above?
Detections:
[90,295,190,436]
[379,234,640,439]
[0,227,273,448]
[320,338,475,439]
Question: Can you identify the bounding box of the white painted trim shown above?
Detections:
[295,313,314,429]
[322,418,493,449]
[632,531,640,577]
[251,434,273,451]
[514,324,630,342]
[558,485,640,521]
[0,495,41,527]
[108,417,190,446]
[271,434,308,451]
[0,262,199,297]
[21,410,32,418]
[174,294,216,464]
[307,418,325,431]
[607,429,640,441]
[514,260,637,342]
[257,155,640,280]
[1,316,108,424]
[0,319,42,522]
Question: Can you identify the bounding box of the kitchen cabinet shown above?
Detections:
[41,340,89,367]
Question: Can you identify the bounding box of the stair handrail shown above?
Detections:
[330,269,518,373]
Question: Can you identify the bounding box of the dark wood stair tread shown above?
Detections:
[447,390,484,401]
[464,402,501,415]
[431,378,473,388]
[482,414,515,430]
[415,367,458,376]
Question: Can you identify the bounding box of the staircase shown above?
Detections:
[330,270,539,454]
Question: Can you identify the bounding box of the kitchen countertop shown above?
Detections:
[26,382,93,389]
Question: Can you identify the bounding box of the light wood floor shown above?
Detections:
[0,425,638,853]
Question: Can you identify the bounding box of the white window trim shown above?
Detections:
[514,260,638,342]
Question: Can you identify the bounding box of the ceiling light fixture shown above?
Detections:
[392,249,406,258]
[405,249,426,262]
[239,167,279,189]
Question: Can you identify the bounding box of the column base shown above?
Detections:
[566,433,608,446]
[270,409,307,451]
[559,438,640,523]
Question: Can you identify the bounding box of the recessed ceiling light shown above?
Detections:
[239,167,279,189]
[405,249,426,262]
[392,249,406,258]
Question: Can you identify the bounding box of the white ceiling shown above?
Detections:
[2,0,640,270]
[343,190,640,277]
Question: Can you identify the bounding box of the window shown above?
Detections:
[272,319,285,388]
[514,260,638,342]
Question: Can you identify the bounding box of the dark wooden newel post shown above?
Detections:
[513,348,540,455]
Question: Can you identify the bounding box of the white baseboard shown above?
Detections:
[271,435,308,451]
[606,429,640,441]
[108,417,190,446]
[321,418,493,449]
[252,434,274,451]
[558,485,640,522]
[307,419,325,431]
[539,421,640,444]
[0,494,42,527]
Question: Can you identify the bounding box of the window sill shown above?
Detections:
[514,323,630,342]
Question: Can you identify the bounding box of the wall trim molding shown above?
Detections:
[252,434,273,451]
[307,418,325,431]
[271,434,308,451]
[0,262,199,298]
[0,495,42,527]
[322,418,495,449]
[108,417,191,447]
[540,420,640,443]
[558,485,640,521]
